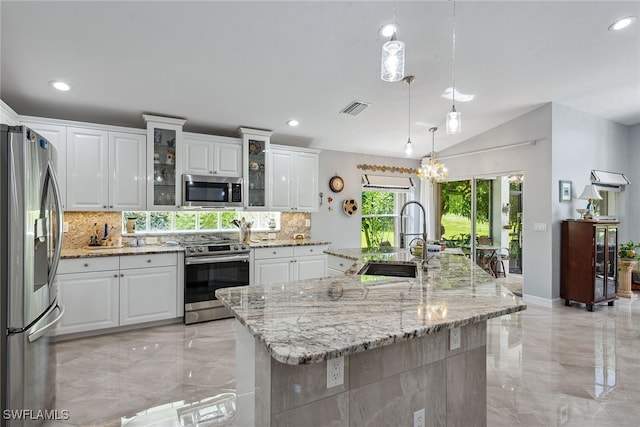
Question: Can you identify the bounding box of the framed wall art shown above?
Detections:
[559,180,572,202]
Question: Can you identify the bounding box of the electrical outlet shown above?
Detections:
[450,327,461,350]
[413,408,425,427]
[267,233,276,240]
[63,222,69,233]
[534,222,547,232]
[326,356,344,388]
[146,237,158,245]
[305,219,311,227]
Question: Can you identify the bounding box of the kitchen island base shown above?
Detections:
[235,319,487,426]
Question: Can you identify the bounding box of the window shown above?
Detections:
[122,211,280,234]
[361,191,408,248]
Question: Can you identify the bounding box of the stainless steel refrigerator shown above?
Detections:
[1,125,65,426]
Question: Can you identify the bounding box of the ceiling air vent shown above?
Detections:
[340,101,369,116]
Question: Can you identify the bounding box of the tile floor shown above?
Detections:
[48,290,640,426]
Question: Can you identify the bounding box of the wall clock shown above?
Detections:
[329,175,344,193]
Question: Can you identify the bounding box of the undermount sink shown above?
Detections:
[357,261,417,278]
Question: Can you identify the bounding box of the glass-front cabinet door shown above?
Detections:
[240,127,272,210]
[143,115,186,210]
[605,225,617,298]
[594,226,606,300]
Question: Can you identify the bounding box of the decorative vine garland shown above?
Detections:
[356,163,419,175]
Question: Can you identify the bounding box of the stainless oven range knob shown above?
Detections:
[241,245,247,250]
[188,247,195,253]
[233,245,238,250]
[197,247,204,252]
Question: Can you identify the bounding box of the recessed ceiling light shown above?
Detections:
[379,23,398,38]
[609,16,636,31]
[50,81,71,91]
[441,87,475,103]
[287,119,299,127]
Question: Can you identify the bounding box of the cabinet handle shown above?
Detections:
[84,263,89,267]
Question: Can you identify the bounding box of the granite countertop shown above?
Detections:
[249,239,331,248]
[216,250,526,365]
[61,239,330,259]
[61,245,184,259]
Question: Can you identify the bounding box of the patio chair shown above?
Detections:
[491,248,510,278]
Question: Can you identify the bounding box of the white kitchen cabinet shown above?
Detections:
[66,127,146,211]
[55,253,180,336]
[327,254,354,276]
[21,121,68,210]
[269,145,319,212]
[252,245,328,285]
[55,257,120,335]
[108,132,147,210]
[119,266,177,325]
[66,127,109,211]
[145,115,186,210]
[183,133,242,177]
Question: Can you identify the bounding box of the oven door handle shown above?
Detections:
[185,254,250,265]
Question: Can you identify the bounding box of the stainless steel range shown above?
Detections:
[183,238,250,324]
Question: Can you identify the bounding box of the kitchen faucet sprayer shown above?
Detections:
[399,200,428,269]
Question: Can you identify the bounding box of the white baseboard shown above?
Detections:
[522,293,564,308]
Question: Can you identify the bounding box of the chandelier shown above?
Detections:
[418,127,448,182]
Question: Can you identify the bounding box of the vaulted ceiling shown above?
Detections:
[1,1,639,158]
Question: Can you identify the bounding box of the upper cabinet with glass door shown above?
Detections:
[240,128,272,210]
[144,115,186,210]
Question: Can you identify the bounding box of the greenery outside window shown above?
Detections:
[361,191,408,248]
[122,211,280,234]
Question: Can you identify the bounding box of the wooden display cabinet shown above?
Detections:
[561,220,619,311]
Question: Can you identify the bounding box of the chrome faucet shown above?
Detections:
[399,200,428,268]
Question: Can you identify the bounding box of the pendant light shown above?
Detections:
[404,75,415,156]
[381,2,405,82]
[446,0,461,134]
[418,127,448,183]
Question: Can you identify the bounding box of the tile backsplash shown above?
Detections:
[62,211,311,249]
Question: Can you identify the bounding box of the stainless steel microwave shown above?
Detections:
[182,175,243,207]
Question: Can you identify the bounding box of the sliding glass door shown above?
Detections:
[437,173,523,277]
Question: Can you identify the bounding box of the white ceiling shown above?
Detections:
[1,1,639,159]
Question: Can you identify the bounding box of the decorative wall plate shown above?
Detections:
[343,198,358,216]
[329,175,344,193]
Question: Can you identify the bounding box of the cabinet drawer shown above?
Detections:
[327,255,354,272]
[58,256,119,274]
[293,245,328,257]
[253,246,295,260]
[120,253,177,270]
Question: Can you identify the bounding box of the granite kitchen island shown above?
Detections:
[216,250,526,426]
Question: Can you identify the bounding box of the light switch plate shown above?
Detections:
[534,222,547,232]
[450,327,461,350]
[413,408,425,427]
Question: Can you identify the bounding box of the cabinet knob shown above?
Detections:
[114,274,118,278]
[109,205,113,209]
[103,205,107,209]
[339,263,344,267]
[310,249,313,252]
[273,251,277,255]
[120,273,124,277]
[147,259,152,263]
[84,263,89,267]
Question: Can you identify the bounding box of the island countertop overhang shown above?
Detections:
[216,251,526,365]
